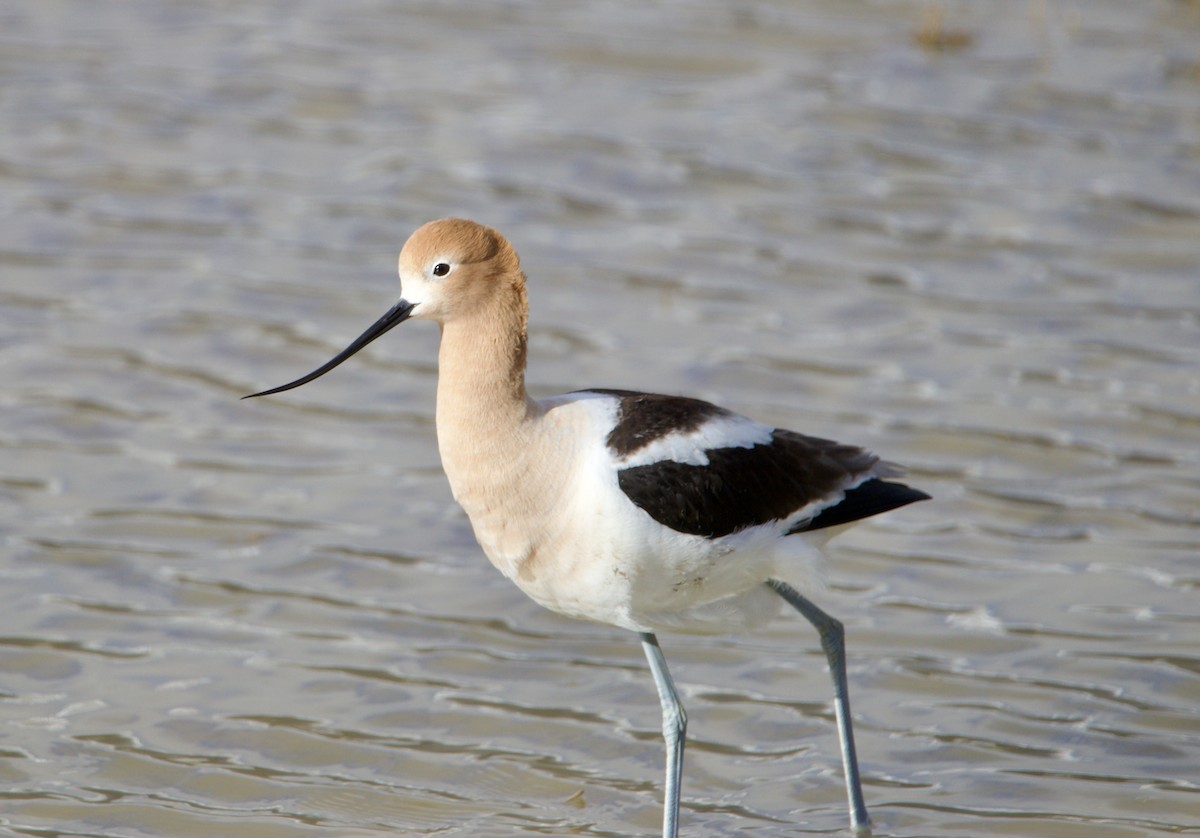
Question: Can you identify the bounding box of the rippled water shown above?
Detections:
[2,1,1198,836]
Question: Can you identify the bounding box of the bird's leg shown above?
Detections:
[766,579,871,835]
[640,632,687,838]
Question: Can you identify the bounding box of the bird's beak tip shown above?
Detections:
[242,297,415,401]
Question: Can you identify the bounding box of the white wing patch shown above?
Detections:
[615,413,775,469]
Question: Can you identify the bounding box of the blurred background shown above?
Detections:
[2,2,1198,836]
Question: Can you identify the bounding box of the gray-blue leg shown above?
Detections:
[767,579,871,834]
[640,632,687,838]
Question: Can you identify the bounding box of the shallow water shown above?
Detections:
[2,1,1198,836]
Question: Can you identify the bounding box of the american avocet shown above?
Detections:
[246,218,929,836]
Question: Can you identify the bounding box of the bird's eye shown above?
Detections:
[432,262,451,277]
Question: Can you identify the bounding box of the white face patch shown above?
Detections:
[397,266,438,320]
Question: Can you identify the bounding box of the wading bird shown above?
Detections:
[246,218,929,836]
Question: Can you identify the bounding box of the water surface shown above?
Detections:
[2,1,1198,836]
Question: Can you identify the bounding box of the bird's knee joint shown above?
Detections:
[662,705,687,740]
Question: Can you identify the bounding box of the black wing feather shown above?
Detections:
[788,478,930,534]
[589,389,929,539]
